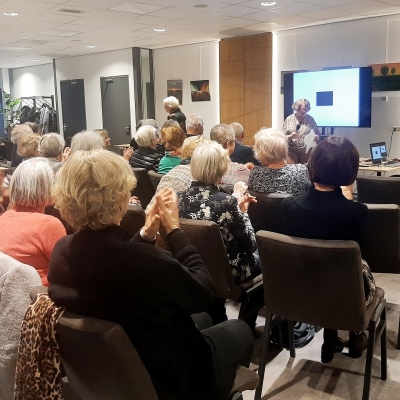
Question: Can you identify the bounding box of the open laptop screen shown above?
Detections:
[369,142,387,165]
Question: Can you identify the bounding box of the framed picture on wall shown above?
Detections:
[190,80,210,101]
[370,62,400,91]
[167,80,183,104]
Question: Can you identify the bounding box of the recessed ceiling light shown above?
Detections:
[260,1,276,6]
[154,28,166,33]
[3,12,19,17]
[194,4,208,8]
[86,45,96,48]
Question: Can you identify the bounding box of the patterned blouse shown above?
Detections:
[249,164,311,196]
[282,113,320,149]
[221,162,251,185]
[156,165,193,193]
[177,182,259,283]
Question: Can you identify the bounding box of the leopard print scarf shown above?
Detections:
[14,293,65,400]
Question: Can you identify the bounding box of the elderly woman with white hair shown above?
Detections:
[39,133,65,173]
[129,125,163,171]
[0,158,66,285]
[249,128,310,196]
[163,96,186,132]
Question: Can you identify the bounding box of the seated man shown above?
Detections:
[229,122,261,166]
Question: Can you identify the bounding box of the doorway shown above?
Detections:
[100,76,131,151]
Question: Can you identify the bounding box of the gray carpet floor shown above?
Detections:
[226,273,400,400]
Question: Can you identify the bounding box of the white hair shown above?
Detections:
[70,131,104,153]
[163,96,179,108]
[210,124,235,148]
[10,157,54,208]
[39,133,65,158]
[229,122,244,140]
[186,114,204,131]
[134,125,157,148]
[254,128,288,164]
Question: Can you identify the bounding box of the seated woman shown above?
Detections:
[39,133,65,174]
[10,124,33,167]
[0,158,66,285]
[17,132,41,160]
[158,125,186,174]
[129,125,163,171]
[48,149,254,400]
[280,135,376,363]
[249,128,310,196]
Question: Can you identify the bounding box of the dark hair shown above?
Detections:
[307,136,359,187]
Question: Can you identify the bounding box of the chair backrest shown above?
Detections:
[120,204,146,238]
[57,312,159,400]
[256,231,368,332]
[179,218,244,300]
[357,175,400,205]
[247,191,290,233]
[131,168,156,209]
[44,205,76,235]
[359,203,400,273]
[147,170,163,191]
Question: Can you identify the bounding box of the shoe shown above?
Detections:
[321,338,344,363]
[348,332,368,358]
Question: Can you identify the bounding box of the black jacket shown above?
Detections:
[129,147,163,171]
[230,141,261,166]
[168,108,186,132]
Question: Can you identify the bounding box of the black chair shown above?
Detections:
[148,170,163,191]
[120,204,146,238]
[255,231,387,400]
[131,168,156,209]
[357,175,400,206]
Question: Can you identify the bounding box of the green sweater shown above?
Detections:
[158,154,182,174]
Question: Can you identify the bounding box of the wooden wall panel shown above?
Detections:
[220,33,272,146]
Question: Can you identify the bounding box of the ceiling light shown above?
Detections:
[33,59,40,61]
[194,4,208,8]
[86,45,96,48]
[3,12,19,17]
[154,28,166,32]
[260,1,276,6]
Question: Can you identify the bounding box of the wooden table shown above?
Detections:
[359,163,400,176]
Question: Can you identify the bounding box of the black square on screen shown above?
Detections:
[316,91,333,106]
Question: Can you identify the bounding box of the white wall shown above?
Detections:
[55,48,136,136]
[9,63,55,99]
[274,15,400,158]
[154,41,220,138]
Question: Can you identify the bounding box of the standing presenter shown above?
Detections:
[283,98,320,164]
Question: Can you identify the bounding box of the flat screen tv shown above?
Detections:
[283,67,372,128]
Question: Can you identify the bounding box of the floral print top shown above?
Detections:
[282,113,320,149]
[177,182,259,283]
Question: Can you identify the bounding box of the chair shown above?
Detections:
[57,312,259,400]
[357,175,400,206]
[148,170,163,191]
[120,204,146,237]
[178,218,264,321]
[247,191,290,233]
[254,231,387,400]
[131,168,156,209]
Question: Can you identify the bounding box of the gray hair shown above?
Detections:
[186,114,204,131]
[39,133,65,158]
[163,96,179,108]
[11,124,33,144]
[191,141,229,185]
[70,131,104,153]
[134,125,157,148]
[162,120,179,129]
[210,124,235,148]
[137,119,158,129]
[254,128,288,164]
[10,157,54,208]
[292,98,311,112]
[230,122,244,140]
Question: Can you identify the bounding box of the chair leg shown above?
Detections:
[381,307,387,381]
[254,313,273,400]
[287,320,296,358]
[362,323,376,400]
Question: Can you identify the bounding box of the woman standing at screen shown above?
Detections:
[283,98,320,164]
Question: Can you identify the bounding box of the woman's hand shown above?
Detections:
[244,162,254,170]
[238,192,257,213]
[123,147,134,161]
[142,198,160,240]
[288,132,299,140]
[128,196,140,206]
[156,188,180,234]
[233,181,248,195]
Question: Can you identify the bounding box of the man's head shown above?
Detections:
[186,114,204,136]
[210,124,236,155]
[229,122,244,142]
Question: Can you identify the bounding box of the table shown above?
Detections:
[359,163,400,176]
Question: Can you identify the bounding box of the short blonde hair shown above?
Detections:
[17,132,41,158]
[292,98,311,112]
[53,150,137,231]
[11,124,33,144]
[134,125,157,148]
[160,126,186,151]
[190,141,229,185]
[210,124,235,148]
[254,128,288,164]
[39,133,65,158]
[163,96,179,108]
[70,131,104,153]
[10,157,54,208]
[181,136,207,160]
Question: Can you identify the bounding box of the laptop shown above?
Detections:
[369,142,387,165]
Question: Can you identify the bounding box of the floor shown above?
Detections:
[226,273,400,400]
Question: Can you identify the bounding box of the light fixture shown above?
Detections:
[153,28,166,33]
[260,1,276,6]
[3,12,19,17]
[86,45,96,48]
[33,59,40,61]
[194,4,208,8]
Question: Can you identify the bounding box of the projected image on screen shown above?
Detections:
[294,69,360,126]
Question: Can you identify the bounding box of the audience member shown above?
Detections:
[94,128,111,148]
[17,132,41,160]
[158,126,186,174]
[229,122,261,166]
[10,124,33,167]
[210,124,252,185]
[249,128,310,196]
[129,125,163,171]
[186,114,204,137]
[70,130,104,154]
[0,158,66,285]
[24,122,41,134]
[38,133,65,174]
[163,96,186,132]
[131,119,159,150]
[48,149,254,400]
[280,135,376,363]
